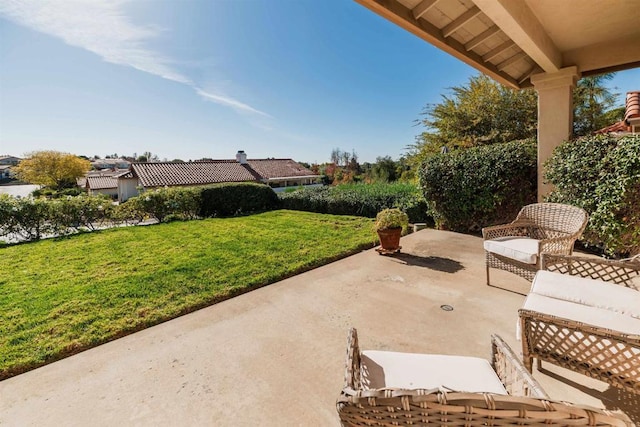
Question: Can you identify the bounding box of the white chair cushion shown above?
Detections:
[532,270,640,319]
[484,237,539,264]
[521,293,640,336]
[360,350,507,394]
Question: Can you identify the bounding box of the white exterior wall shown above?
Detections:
[118,178,140,202]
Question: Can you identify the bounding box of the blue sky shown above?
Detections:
[1,1,638,164]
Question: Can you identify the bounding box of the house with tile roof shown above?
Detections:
[596,91,640,135]
[116,151,320,202]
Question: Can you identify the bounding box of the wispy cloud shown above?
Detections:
[195,88,271,118]
[0,0,269,117]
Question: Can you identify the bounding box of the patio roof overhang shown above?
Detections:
[354,0,640,90]
[355,0,640,200]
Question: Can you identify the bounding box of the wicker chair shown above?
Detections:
[520,253,640,395]
[337,328,631,426]
[482,203,588,285]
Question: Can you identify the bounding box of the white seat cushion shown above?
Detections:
[360,350,507,394]
[532,270,640,319]
[484,237,539,264]
[521,293,640,336]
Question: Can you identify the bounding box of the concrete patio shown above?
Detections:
[1,229,636,426]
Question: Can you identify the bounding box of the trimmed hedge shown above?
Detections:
[419,139,537,231]
[278,183,431,223]
[0,183,280,243]
[199,182,279,218]
[0,194,113,241]
[125,186,201,222]
[545,134,640,257]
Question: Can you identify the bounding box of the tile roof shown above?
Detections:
[131,161,260,187]
[624,91,640,124]
[595,90,640,134]
[86,176,118,190]
[246,159,316,179]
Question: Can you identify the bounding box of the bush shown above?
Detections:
[419,139,536,231]
[278,183,431,223]
[124,186,202,222]
[199,182,279,218]
[32,187,83,198]
[51,195,114,232]
[545,134,640,257]
[2,196,53,241]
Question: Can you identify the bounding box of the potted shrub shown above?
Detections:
[374,208,409,254]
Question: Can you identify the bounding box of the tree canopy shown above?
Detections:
[573,73,619,136]
[412,74,538,157]
[14,151,91,189]
[409,73,622,167]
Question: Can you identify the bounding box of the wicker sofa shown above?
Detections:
[483,203,588,285]
[337,328,631,426]
[520,254,640,395]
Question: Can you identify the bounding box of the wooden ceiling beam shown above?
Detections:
[518,65,538,84]
[472,0,561,72]
[465,25,500,51]
[442,6,482,38]
[482,40,515,63]
[412,0,439,20]
[497,51,527,71]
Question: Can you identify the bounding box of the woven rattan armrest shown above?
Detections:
[343,328,361,390]
[490,334,548,398]
[541,253,640,289]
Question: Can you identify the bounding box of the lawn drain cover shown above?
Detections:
[440,304,454,311]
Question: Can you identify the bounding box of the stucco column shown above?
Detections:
[531,66,580,201]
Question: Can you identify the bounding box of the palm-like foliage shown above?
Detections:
[573,73,619,136]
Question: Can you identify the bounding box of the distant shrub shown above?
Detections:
[419,139,536,231]
[545,134,640,257]
[124,186,202,222]
[278,182,431,223]
[199,182,279,218]
[32,187,83,198]
[1,196,54,241]
[51,195,114,232]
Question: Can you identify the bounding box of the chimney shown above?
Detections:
[624,91,640,133]
[236,150,247,164]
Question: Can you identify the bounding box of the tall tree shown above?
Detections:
[14,151,91,189]
[411,74,538,160]
[573,73,619,136]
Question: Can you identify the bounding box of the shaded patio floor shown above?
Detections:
[1,229,637,425]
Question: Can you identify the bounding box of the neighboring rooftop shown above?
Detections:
[129,161,260,187]
[125,154,318,188]
[86,176,119,191]
[596,91,640,134]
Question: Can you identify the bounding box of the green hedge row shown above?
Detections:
[419,139,537,232]
[278,183,431,223]
[199,182,279,218]
[545,134,640,257]
[0,194,114,241]
[0,183,280,243]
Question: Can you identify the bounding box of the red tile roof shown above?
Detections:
[131,161,258,187]
[86,176,118,190]
[624,91,640,124]
[123,159,318,188]
[595,90,640,134]
[246,159,316,179]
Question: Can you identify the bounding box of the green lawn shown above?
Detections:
[0,210,376,378]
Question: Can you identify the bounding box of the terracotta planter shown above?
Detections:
[377,227,402,252]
